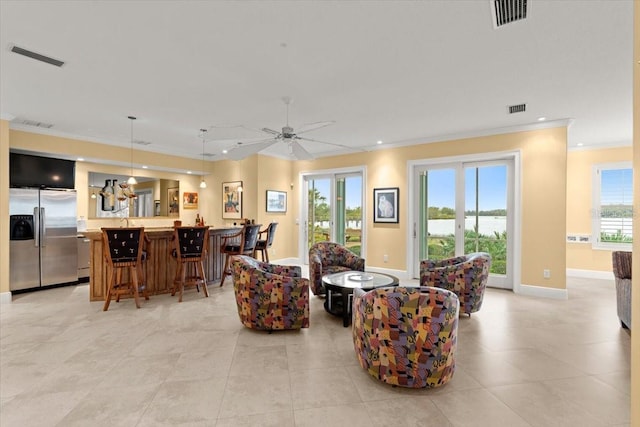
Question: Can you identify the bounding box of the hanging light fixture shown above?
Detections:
[127,116,138,185]
[199,128,207,189]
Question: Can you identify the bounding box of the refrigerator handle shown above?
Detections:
[40,207,46,246]
[34,206,40,248]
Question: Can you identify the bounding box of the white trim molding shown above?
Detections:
[566,268,614,281]
[0,292,12,304]
[516,283,568,300]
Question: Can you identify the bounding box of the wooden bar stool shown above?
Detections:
[254,222,278,262]
[102,227,148,311]
[172,226,210,302]
[219,224,261,286]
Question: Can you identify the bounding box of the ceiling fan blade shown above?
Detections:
[226,139,278,160]
[261,127,281,136]
[295,121,335,134]
[297,136,364,152]
[289,140,314,161]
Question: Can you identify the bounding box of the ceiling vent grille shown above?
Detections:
[15,118,54,129]
[508,103,526,114]
[491,0,527,28]
[10,45,65,67]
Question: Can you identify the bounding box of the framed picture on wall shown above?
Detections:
[168,188,180,217]
[266,190,287,213]
[373,187,399,223]
[222,181,243,219]
[183,192,198,209]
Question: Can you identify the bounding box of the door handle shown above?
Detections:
[40,207,46,246]
[33,207,39,248]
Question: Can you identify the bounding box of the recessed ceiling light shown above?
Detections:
[537,117,546,121]
[142,165,148,169]
[77,157,84,161]
[187,171,193,174]
[377,140,383,145]
[222,149,228,154]
[577,143,584,147]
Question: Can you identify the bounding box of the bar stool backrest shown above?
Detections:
[175,226,209,259]
[265,222,278,247]
[102,227,145,265]
[242,224,262,253]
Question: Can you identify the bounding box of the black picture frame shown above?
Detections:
[373,187,399,223]
[266,190,287,213]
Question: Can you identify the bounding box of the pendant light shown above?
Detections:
[127,116,137,185]
[199,128,207,189]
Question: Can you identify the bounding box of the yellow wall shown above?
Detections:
[295,125,568,290]
[0,120,9,295]
[566,146,633,272]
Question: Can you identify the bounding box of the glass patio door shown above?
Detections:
[414,159,512,288]
[303,171,364,263]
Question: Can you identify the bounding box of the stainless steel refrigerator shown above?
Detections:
[9,188,78,291]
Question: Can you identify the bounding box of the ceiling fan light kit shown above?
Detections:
[225,96,341,161]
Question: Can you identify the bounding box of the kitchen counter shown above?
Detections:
[86,227,239,302]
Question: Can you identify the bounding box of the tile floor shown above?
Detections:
[0,275,631,426]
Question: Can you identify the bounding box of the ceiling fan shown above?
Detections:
[225,97,353,161]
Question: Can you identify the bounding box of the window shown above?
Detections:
[592,163,633,249]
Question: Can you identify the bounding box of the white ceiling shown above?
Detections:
[0,1,634,165]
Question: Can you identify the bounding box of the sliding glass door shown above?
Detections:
[303,170,364,263]
[414,159,513,288]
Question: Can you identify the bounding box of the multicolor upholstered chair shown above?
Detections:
[309,242,365,296]
[420,252,491,316]
[231,255,310,331]
[612,251,632,329]
[352,286,459,388]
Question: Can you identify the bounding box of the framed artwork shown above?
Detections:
[168,188,180,217]
[266,190,287,213]
[183,192,198,210]
[373,187,399,223]
[222,181,243,219]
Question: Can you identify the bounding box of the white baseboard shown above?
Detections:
[516,283,568,300]
[0,292,12,304]
[566,268,614,280]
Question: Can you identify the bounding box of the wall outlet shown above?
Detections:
[543,269,551,279]
[383,254,389,263]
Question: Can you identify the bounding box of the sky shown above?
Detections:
[428,165,507,211]
[308,165,508,212]
[601,168,633,205]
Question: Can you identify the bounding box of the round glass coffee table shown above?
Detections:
[322,270,399,327]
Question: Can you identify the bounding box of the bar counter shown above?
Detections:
[86,227,239,302]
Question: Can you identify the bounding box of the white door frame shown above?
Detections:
[298,166,367,264]
[407,150,521,291]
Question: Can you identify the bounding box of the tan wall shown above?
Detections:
[566,146,633,272]
[295,125,568,290]
[0,121,10,295]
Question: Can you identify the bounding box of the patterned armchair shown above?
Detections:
[420,252,491,316]
[612,251,632,329]
[231,255,310,331]
[309,242,365,296]
[352,286,459,388]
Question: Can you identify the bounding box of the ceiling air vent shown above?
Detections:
[508,103,526,114]
[10,45,65,67]
[491,0,527,28]
[15,118,54,129]
[133,139,152,146]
